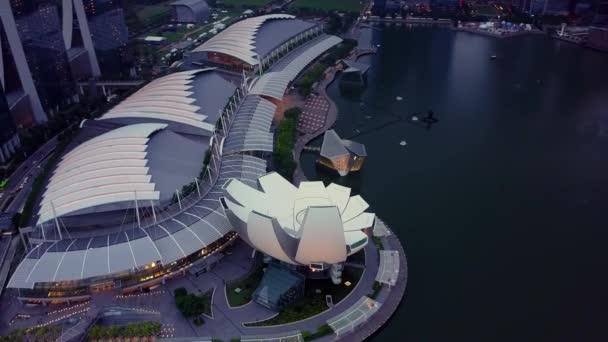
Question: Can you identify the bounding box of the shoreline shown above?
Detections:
[454,27,546,38]
[291,24,409,341]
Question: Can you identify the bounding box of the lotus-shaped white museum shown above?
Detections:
[221,172,375,283]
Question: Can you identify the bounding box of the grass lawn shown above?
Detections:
[222,0,271,6]
[292,0,364,13]
[162,31,182,43]
[226,258,264,307]
[245,267,364,326]
[135,3,171,21]
[161,24,207,43]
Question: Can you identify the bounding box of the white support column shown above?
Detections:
[50,201,63,240]
[176,190,182,210]
[0,1,46,123]
[68,0,101,77]
[150,200,157,224]
[40,222,47,241]
[235,87,241,103]
[195,178,201,197]
[210,153,218,174]
[206,165,213,184]
[221,116,227,136]
[134,191,141,229]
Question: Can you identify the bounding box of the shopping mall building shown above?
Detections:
[7,14,344,304]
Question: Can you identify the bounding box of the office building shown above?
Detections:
[9,0,78,119]
[81,0,133,79]
[0,1,47,125]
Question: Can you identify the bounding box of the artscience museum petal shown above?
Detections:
[222,172,375,283]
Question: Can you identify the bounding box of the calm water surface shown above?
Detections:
[301,26,608,341]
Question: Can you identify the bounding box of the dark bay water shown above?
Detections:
[301,27,608,341]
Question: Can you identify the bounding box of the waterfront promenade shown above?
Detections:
[455,27,545,39]
[293,67,339,185]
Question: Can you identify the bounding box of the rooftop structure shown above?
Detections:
[8,14,345,304]
[338,59,370,86]
[249,35,343,100]
[253,262,305,310]
[171,0,210,23]
[192,14,323,73]
[37,122,207,227]
[319,130,367,176]
[99,69,236,136]
[222,172,374,283]
[327,296,381,336]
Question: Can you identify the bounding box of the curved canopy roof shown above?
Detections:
[222,172,374,266]
[37,123,167,226]
[99,69,235,135]
[193,14,295,66]
[223,96,275,155]
[249,35,343,100]
[9,154,268,289]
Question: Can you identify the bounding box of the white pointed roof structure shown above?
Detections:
[37,123,167,225]
[193,14,295,66]
[99,69,235,135]
[222,172,374,266]
[249,35,342,100]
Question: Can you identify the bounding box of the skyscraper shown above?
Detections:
[9,0,78,117]
[0,1,47,125]
[0,83,20,165]
[81,0,132,79]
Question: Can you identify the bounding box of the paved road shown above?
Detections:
[175,241,380,340]
[1,137,58,212]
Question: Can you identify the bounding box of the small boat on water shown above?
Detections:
[400,140,407,146]
[490,55,497,60]
[396,96,403,101]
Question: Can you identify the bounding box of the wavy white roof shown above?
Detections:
[99,69,216,133]
[37,123,167,225]
[249,35,343,100]
[193,14,295,65]
[223,172,374,265]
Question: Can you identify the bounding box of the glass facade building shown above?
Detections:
[10,0,77,116]
[81,0,132,79]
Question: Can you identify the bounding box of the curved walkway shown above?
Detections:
[186,241,379,340]
[337,227,408,341]
[293,67,340,185]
